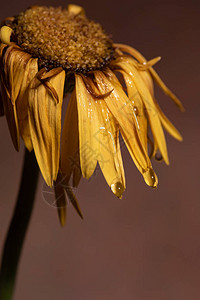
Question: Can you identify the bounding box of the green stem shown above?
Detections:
[0,148,39,300]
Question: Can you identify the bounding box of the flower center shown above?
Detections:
[13,6,114,72]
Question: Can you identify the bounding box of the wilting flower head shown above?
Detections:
[0,5,183,223]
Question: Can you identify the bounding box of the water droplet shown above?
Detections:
[143,168,158,188]
[133,106,139,115]
[111,181,125,198]
[155,151,163,162]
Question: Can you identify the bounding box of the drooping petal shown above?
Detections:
[75,74,126,196]
[139,69,154,97]
[0,44,20,149]
[138,68,182,141]
[28,68,65,187]
[1,44,36,150]
[94,70,158,188]
[75,74,99,179]
[113,58,169,165]
[137,56,161,70]
[87,76,126,196]
[114,43,184,111]
[3,45,32,104]
[148,135,157,159]
[94,99,126,197]
[154,100,183,141]
[16,57,38,151]
[61,91,82,187]
[117,69,148,150]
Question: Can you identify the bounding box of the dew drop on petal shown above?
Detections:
[133,106,139,116]
[111,181,125,198]
[143,168,158,188]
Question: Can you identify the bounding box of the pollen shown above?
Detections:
[13,6,114,72]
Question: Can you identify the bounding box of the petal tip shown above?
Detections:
[68,4,85,15]
[0,26,13,44]
[143,168,158,188]
[58,207,66,227]
[111,181,125,198]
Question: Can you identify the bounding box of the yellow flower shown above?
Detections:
[0,5,183,225]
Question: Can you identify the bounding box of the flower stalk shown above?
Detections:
[0,148,39,300]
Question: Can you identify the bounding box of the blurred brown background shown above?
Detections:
[0,0,200,299]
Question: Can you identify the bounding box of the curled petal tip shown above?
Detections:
[156,56,161,63]
[58,207,66,227]
[68,4,85,15]
[146,56,161,67]
[0,26,13,44]
[179,136,183,142]
[180,105,185,113]
[143,168,158,188]
[166,160,170,166]
[111,181,125,198]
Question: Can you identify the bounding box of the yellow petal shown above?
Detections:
[95,99,126,197]
[0,45,22,150]
[0,26,13,44]
[139,56,161,69]
[75,74,99,179]
[150,67,185,111]
[57,206,66,227]
[118,69,148,150]
[139,70,154,97]
[3,46,32,104]
[103,67,123,86]
[154,100,183,141]
[1,45,35,150]
[37,67,64,103]
[148,136,157,159]
[94,70,158,188]
[68,4,85,15]
[114,59,169,165]
[75,74,126,195]
[84,75,126,195]
[28,68,65,187]
[133,64,182,141]
[16,57,38,151]
[114,43,184,111]
[61,91,82,187]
